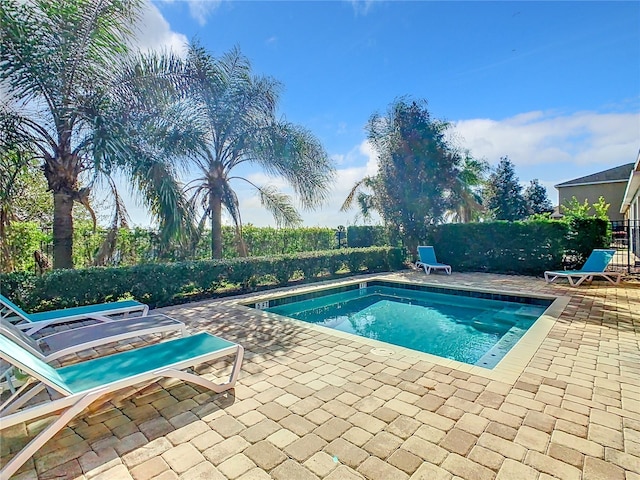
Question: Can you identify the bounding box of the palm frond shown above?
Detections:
[256,184,303,228]
[123,148,197,245]
[254,121,335,209]
[92,175,129,266]
[340,176,377,212]
[219,179,242,230]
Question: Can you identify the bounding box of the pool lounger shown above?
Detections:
[0,332,244,479]
[1,293,149,335]
[0,314,188,391]
[544,249,622,287]
[415,245,452,275]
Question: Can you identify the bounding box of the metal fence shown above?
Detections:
[610,219,640,273]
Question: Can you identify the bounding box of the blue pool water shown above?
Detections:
[264,285,547,368]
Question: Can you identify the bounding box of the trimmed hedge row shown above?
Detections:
[346,225,392,248]
[1,247,405,311]
[426,219,609,274]
[563,218,610,267]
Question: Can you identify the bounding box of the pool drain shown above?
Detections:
[370,347,394,356]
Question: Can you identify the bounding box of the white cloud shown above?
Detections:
[187,0,222,26]
[451,109,639,207]
[452,110,640,169]
[154,0,222,26]
[348,0,377,16]
[131,2,189,55]
[233,140,381,227]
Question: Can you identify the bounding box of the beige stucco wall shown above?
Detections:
[625,187,639,222]
[557,181,627,222]
[631,200,639,256]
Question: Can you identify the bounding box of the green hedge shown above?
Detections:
[219,226,336,258]
[426,219,609,274]
[0,247,406,311]
[564,218,609,268]
[346,226,391,248]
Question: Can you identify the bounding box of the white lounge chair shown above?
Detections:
[416,246,452,275]
[0,332,244,478]
[1,293,149,335]
[0,314,188,391]
[544,249,622,287]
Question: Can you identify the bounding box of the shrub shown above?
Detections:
[564,218,609,268]
[427,220,568,274]
[426,218,611,274]
[0,247,406,311]
[346,225,391,247]
[2,222,50,273]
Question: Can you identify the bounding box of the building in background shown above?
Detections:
[555,163,635,222]
[620,152,640,259]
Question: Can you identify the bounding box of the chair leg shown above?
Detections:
[601,273,621,285]
[572,275,591,287]
[1,393,100,479]
[159,345,245,394]
[0,381,44,416]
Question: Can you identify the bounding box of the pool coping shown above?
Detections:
[228,272,571,384]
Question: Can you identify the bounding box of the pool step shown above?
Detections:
[475,324,529,368]
[471,311,515,333]
[471,305,542,334]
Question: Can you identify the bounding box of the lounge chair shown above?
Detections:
[1,293,149,335]
[0,314,188,391]
[544,249,622,287]
[0,332,244,478]
[415,246,452,275]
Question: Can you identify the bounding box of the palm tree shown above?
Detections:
[181,45,335,258]
[445,155,487,223]
[340,175,381,223]
[0,0,193,268]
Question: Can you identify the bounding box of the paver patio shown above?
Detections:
[1,271,639,480]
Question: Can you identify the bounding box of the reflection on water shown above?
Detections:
[267,287,544,365]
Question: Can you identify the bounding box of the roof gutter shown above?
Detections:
[555,179,629,188]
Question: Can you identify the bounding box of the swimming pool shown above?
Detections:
[249,280,552,369]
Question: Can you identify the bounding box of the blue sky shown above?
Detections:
[122,0,640,227]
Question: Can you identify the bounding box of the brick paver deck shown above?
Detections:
[1,271,639,479]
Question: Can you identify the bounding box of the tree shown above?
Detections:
[445,154,488,223]
[340,175,382,223]
[524,179,553,216]
[179,45,335,259]
[342,151,487,226]
[344,98,463,253]
[0,147,52,271]
[561,196,610,220]
[0,0,192,268]
[0,0,138,268]
[483,157,527,221]
[0,148,52,226]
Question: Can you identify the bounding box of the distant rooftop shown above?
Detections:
[555,163,634,188]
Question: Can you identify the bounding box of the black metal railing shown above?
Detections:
[610,220,640,273]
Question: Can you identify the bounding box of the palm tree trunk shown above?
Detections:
[210,190,223,259]
[52,192,74,269]
[0,210,13,273]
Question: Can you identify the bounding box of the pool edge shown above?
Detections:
[229,273,570,384]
